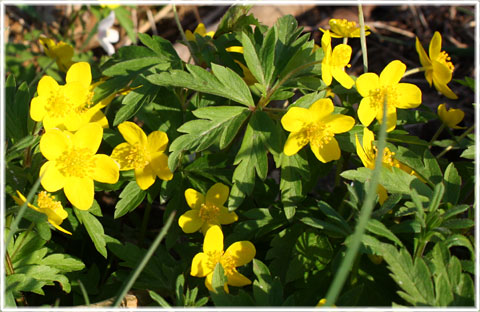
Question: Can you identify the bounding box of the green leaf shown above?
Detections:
[300,217,349,237]
[15,264,71,293]
[460,144,475,159]
[113,82,159,126]
[103,57,169,76]
[114,6,136,43]
[40,254,85,273]
[168,106,250,172]
[5,76,30,142]
[210,263,228,302]
[149,290,171,307]
[443,163,461,205]
[74,209,107,258]
[427,183,444,213]
[443,234,474,259]
[215,5,258,37]
[241,32,265,89]
[442,218,474,229]
[366,219,404,247]
[138,33,182,68]
[280,150,309,219]
[252,259,283,306]
[147,63,254,107]
[114,181,146,219]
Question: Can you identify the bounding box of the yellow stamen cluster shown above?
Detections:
[124,144,150,169]
[199,203,220,223]
[206,250,235,276]
[301,123,334,149]
[46,89,74,118]
[437,51,455,72]
[56,148,95,178]
[37,191,62,211]
[372,146,400,169]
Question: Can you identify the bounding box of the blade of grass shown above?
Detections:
[77,279,90,306]
[324,99,388,306]
[112,211,176,307]
[358,4,368,73]
[5,175,43,248]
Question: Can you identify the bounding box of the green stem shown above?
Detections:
[403,67,425,78]
[324,99,388,306]
[343,37,348,45]
[428,123,445,147]
[172,4,199,65]
[77,279,90,306]
[5,251,15,275]
[358,5,368,73]
[414,239,427,258]
[112,211,176,307]
[257,60,322,109]
[28,59,56,90]
[436,125,474,158]
[140,201,152,247]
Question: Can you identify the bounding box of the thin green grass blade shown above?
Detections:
[358,4,368,73]
[112,211,176,307]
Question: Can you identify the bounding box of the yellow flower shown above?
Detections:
[415,32,457,99]
[226,46,257,85]
[178,183,238,234]
[39,123,120,210]
[99,1,120,9]
[39,36,74,72]
[110,121,173,190]
[191,225,255,293]
[281,98,355,163]
[356,60,422,132]
[321,30,354,89]
[12,190,72,235]
[355,127,420,204]
[316,298,336,307]
[185,23,215,41]
[437,104,465,129]
[320,18,370,38]
[30,62,109,131]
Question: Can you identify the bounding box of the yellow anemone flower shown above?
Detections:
[191,225,255,293]
[39,36,74,72]
[415,32,457,99]
[437,103,465,129]
[185,23,215,41]
[111,121,173,190]
[355,127,420,204]
[320,18,370,38]
[12,190,72,235]
[39,123,120,210]
[226,46,257,85]
[281,98,355,163]
[356,60,422,132]
[178,183,238,234]
[321,30,354,89]
[30,62,109,131]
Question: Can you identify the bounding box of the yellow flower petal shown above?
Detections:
[415,37,431,69]
[225,241,256,267]
[332,44,352,67]
[357,97,377,127]
[379,60,406,86]
[72,123,103,155]
[84,107,109,128]
[310,137,340,163]
[356,73,379,97]
[429,31,442,60]
[66,62,92,86]
[309,98,334,122]
[217,207,238,225]
[40,129,70,161]
[64,176,94,210]
[433,79,458,100]
[432,61,457,99]
[50,222,72,235]
[378,184,388,205]
[227,271,252,287]
[376,105,397,132]
[203,225,223,253]
[195,23,207,36]
[30,96,47,122]
[184,188,205,210]
[134,165,156,190]
[355,133,373,169]
[206,183,229,207]
[179,210,203,233]
[185,30,195,41]
[321,30,331,55]
[394,83,422,109]
[150,153,173,181]
[40,161,66,192]
[226,46,244,54]
[323,114,355,134]
[281,107,311,132]
[438,104,465,128]
[110,143,135,170]
[205,272,215,291]
[283,131,308,156]
[92,154,119,184]
[191,252,211,277]
[147,131,169,154]
[118,121,148,146]
[322,63,333,86]
[63,113,85,132]
[332,67,354,89]
[37,75,59,97]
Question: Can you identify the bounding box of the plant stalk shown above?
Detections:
[358,4,368,73]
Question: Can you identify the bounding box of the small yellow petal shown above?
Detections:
[310,137,340,163]
[281,107,311,132]
[217,207,238,225]
[357,97,377,127]
[415,37,431,69]
[309,98,334,122]
[356,73,379,97]
[30,96,47,122]
[72,123,103,155]
[179,210,203,233]
[64,176,94,210]
[226,46,244,54]
[224,241,256,267]
[92,154,119,184]
[147,131,169,154]
[283,131,308,156]
[203,225,224,253]
[429,31,442,60]
[40,161,66,192]
[227,271,252,287]
[110,143,135,171]
[40,129,70,161]
[433,79,458,100]
[150,153,173,181]
[323,114,355,134]
[206,183,229,207]
[191,252,211,277]
[37,75,59,97]
[332,67,354,89]
[379,60,406,86]
[184,188,205,210]
[134,165,156,190]
[66,62,92,86]
[118,121,148,146]
[394,83,422,109]
[331,44,352,67]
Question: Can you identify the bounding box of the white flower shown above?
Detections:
[97,11,119,56]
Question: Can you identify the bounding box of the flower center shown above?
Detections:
[206,250,236,276]
[373,146,400,169]
[199,202,220,223]
[301,123,334,149]
[369,87,398,110]
[46,86,75,118]
[331,19,358,36]
[124,143,150,169]
[436,51,454,72]
[56,147,95,178]
[37,191,62,211]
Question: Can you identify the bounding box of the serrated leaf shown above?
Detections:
[103,57,169,76]
[460,145,475,159]
[252,259,283,306]
[114,181,146,219]
[138,33,182,68]
[75,209,107,258]
[147,63,254,107]
[40,254,85,273]
[241,32,265,88]
[366,219,403,247]
[113,82,158,126]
